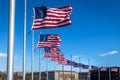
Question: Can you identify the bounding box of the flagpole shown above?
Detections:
[71,55,72,80]
[79,57,81,80]
[22,0,26,79]
[108,62,111,80]
[39,33,41,80]
[39,48,41,80]
[31,31,34,80]
[88,59,90,80]
[98,67,100,80]
[62,65,64,80]
[97,59,100,80]
[54,62,56,80]
[7,0,15,80]
[46,58,48,80]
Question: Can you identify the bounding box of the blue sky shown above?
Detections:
[0,0,120,72]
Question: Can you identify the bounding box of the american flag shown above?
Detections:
[40,34,61,42]
[100,67,107,71]
[82,64,89,69]
[91,65,98,70]
[58,59,67,65]
[58,54,65,61]
[37,34,61,48]
[44,48,51,58]
[111,68,118,72]
[37,42,60,48]
[66,60,75,66]
[50,47,61,57]
[73,62,82,68]
[32,6,72,30]
[47,34,61,42]
[50,56,58,62]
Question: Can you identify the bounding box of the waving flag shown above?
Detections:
[73,62,82,68]
[66,60,75,66]
[58,59,67,65]
[37,34,61,48]
[100,67,107,71]
[44,48,51,58]
[50,47,61,57]
[82,64,89,69]
[50,56,58,61]
[32,6,72,30]
[91,65,98,70]
[37,41,60,48]
[111,68,118,72]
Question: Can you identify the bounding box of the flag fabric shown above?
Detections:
[58,60,67,65]
[37,42,60,48]
[100,67,107,71]
[32,6,72,30]
[66,60,75,66]
[40,34,61,42]
[47,34,61,42]
[82,64,89,69]
[58,54,67,65]
[73,62,82,68]
[91,65,98,70]
[50,47,61,57]
[58,54,65,61]
[111,68,118,72]
[44,47,61,58]
[37,34,61,48]
[44,48,51,58]
[50,56,58,61]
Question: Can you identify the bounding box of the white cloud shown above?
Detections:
[0,53,7,58]
[99,50,118,57]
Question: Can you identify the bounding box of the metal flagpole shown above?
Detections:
[88,59,90,80]
[108,62,111,80]
[39,48,41,80]
[46,59,48,80]
[98,67,100,80]
[79,57,81,80]
[23,0,26,79]
[62,65,64,80]
[7,0,15,80]
[31,31,34,80]
[39,33,41,80]
[71,55,72,80]
[54,62,56,80]
[98,59,100,80]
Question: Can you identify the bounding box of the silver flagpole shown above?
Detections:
[98,60,100,80]
[7,0,15,80]
[88,59,90,80]
[31,31,34,80]
[62,65,64,80]
[23,0,26,79]
[79,57,81,80]
[39,48,41,80]
[108,62,111,80]
[54,62,56,80]
[46,59,48,80]
[98,67,100,80]
[39,33,41,80]
[71,55,72,80]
